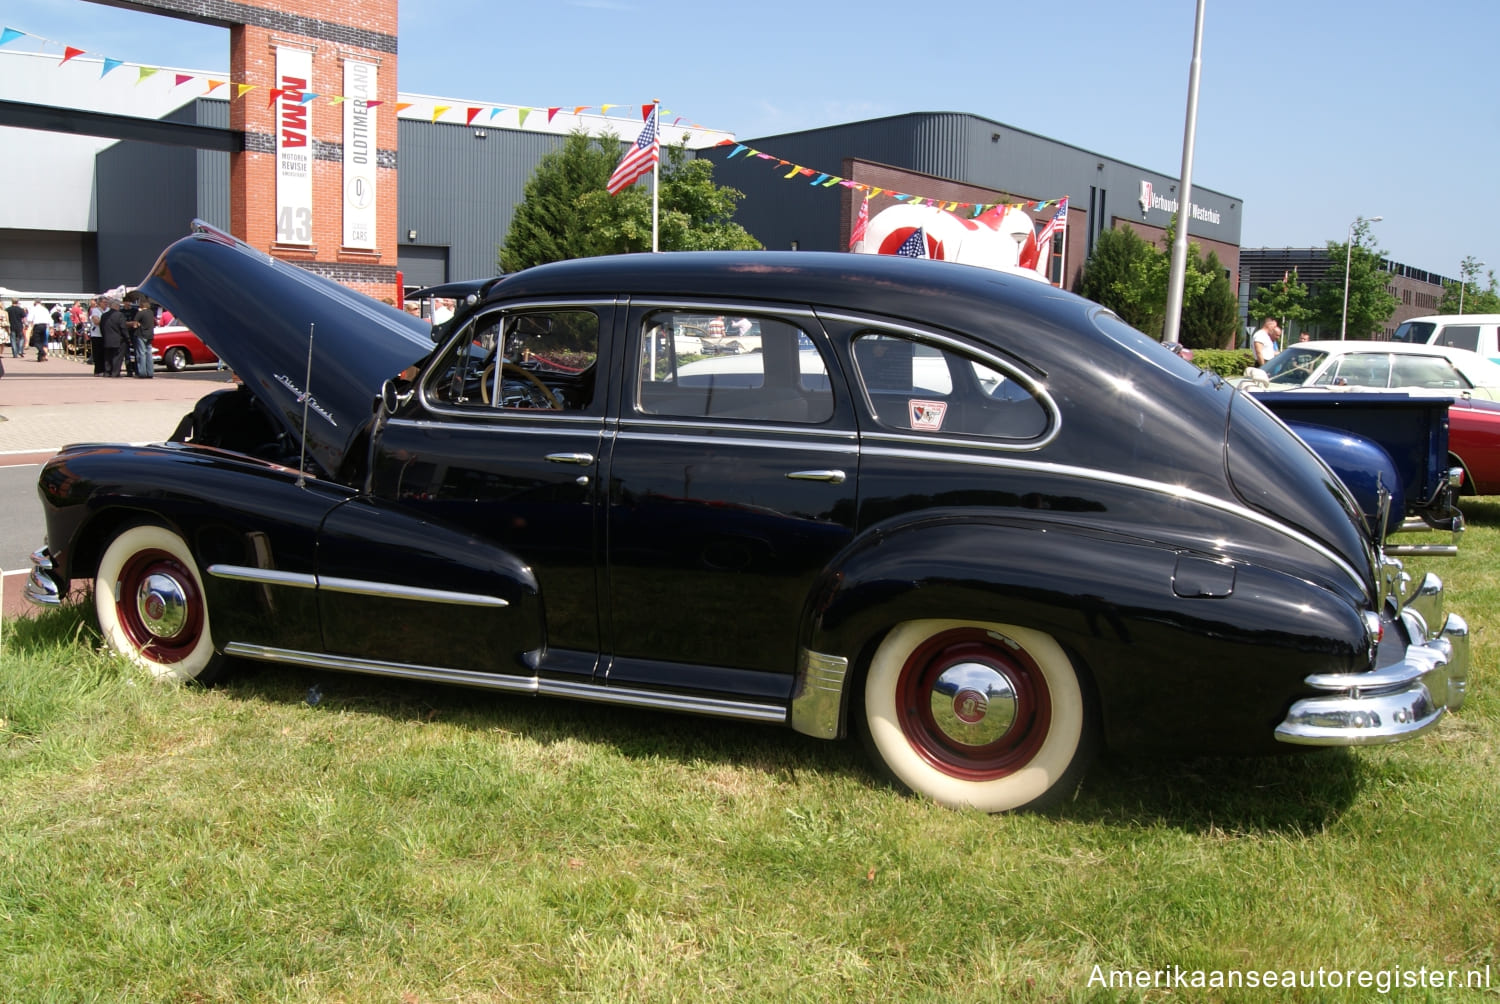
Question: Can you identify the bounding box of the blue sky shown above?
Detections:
[7,0,1497,284]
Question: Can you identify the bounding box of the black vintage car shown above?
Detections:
[27,223,1470,812]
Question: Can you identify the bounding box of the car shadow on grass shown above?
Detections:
[1055,749,1363,833]
[221,659,1366,833]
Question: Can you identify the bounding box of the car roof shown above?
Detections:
[1396,314,1500,325]
[1283,340,1500,387]
[484,251,1094,342]
[1293,339,1490,356]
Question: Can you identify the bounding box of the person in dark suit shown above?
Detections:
[98,298,130,377]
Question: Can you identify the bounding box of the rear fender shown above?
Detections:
[801,518,1369,753]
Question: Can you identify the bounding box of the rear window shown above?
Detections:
[851,331,1050,440]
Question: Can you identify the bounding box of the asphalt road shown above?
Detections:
[1,461,44,570]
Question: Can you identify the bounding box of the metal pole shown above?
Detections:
[650,100,660,253]
[1340,215,1381,339]
[1162,0,1206,346]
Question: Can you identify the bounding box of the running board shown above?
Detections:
[222,642,789,725]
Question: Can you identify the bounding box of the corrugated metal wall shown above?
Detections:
[195,98,231,231]
[396,120,573,282]
[95,102,202,289]
[705,112,1243,256]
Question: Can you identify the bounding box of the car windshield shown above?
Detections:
[1262,347,1328,385]
[1391,321,1436,343]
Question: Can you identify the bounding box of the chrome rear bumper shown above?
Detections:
[1276,569,1468,746]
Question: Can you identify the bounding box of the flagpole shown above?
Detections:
[651,99,660,253]
[1056,198,1069,288]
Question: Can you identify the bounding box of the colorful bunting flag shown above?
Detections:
[60,46,84,65]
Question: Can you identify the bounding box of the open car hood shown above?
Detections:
[139,223,433,476]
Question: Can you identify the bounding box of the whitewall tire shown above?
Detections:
[95,524,217,682]
[862,619,1090,812]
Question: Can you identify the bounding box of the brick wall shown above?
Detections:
[121,0,400,301]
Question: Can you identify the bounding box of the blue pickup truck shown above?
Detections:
[1255,391,1464,556]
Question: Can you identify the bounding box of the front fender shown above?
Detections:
[805,517,1371,754]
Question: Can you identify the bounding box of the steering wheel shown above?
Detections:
[480,362,562,409]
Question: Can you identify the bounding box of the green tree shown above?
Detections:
[1180,249,1239,350]
[499,133,760,272]
[1312,219,1398,338]
[1075,217,1224,343]
[1246,268,1312,334]
[1437,256,1500,314]
[1074,224,1169,335]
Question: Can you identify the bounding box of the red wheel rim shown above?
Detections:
[894,627,1052,780]
[113,548,205,664]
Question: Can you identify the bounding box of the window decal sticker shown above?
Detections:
[909,399,947,431]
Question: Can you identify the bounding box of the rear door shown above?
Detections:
[603,303,859,702]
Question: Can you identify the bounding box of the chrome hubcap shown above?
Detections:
[929,661,1018,747]
[135,572,189,640]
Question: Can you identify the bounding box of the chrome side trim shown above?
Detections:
[208,564,508,608]
[862,444,1370,592]
[790,649,850,739]
[222,643,787,723]
[317,576,510,608]
[618,426,858,453]
[618,421,859,445]
[208,564,318,589]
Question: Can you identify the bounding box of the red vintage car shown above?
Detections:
[1449,398,1500,495]
[151,324,220,371]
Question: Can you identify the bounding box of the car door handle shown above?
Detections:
[546,453,595,465]
[786,469,846,484]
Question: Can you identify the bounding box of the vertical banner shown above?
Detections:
[275,45,313,246]
[342,59,378,250]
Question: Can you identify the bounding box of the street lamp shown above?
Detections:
[1460,261,1487,315]
[1340,215,1382,340]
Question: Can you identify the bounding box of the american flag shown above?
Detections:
[1035,197,1068,248]
[606,105,660,195]
[895,227,928,258]
[848,196,870,250]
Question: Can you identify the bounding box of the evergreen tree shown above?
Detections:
[500,134,759,273]
[1180,250,1239,349]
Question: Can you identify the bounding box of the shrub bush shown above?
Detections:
[1191,348,1255,378]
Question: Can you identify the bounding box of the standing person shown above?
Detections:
[5,299,26,359]
[1251,318,1281,367]
[98,297,129,377]
[26,301,52,361]
[126,291,157,378]
[89,297,106,374]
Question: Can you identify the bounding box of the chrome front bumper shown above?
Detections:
[24,547,62,606]
[1276,567,1468,746]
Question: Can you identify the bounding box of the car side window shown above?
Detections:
[634,310,834,424]
[1435,326,1481,352]
[1329,353,1391,388]
[851,331,1048,440]
[426,308,600,412]
[1391,355,1467,390]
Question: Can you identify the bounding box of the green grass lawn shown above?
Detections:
[2,508,1497,1003]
